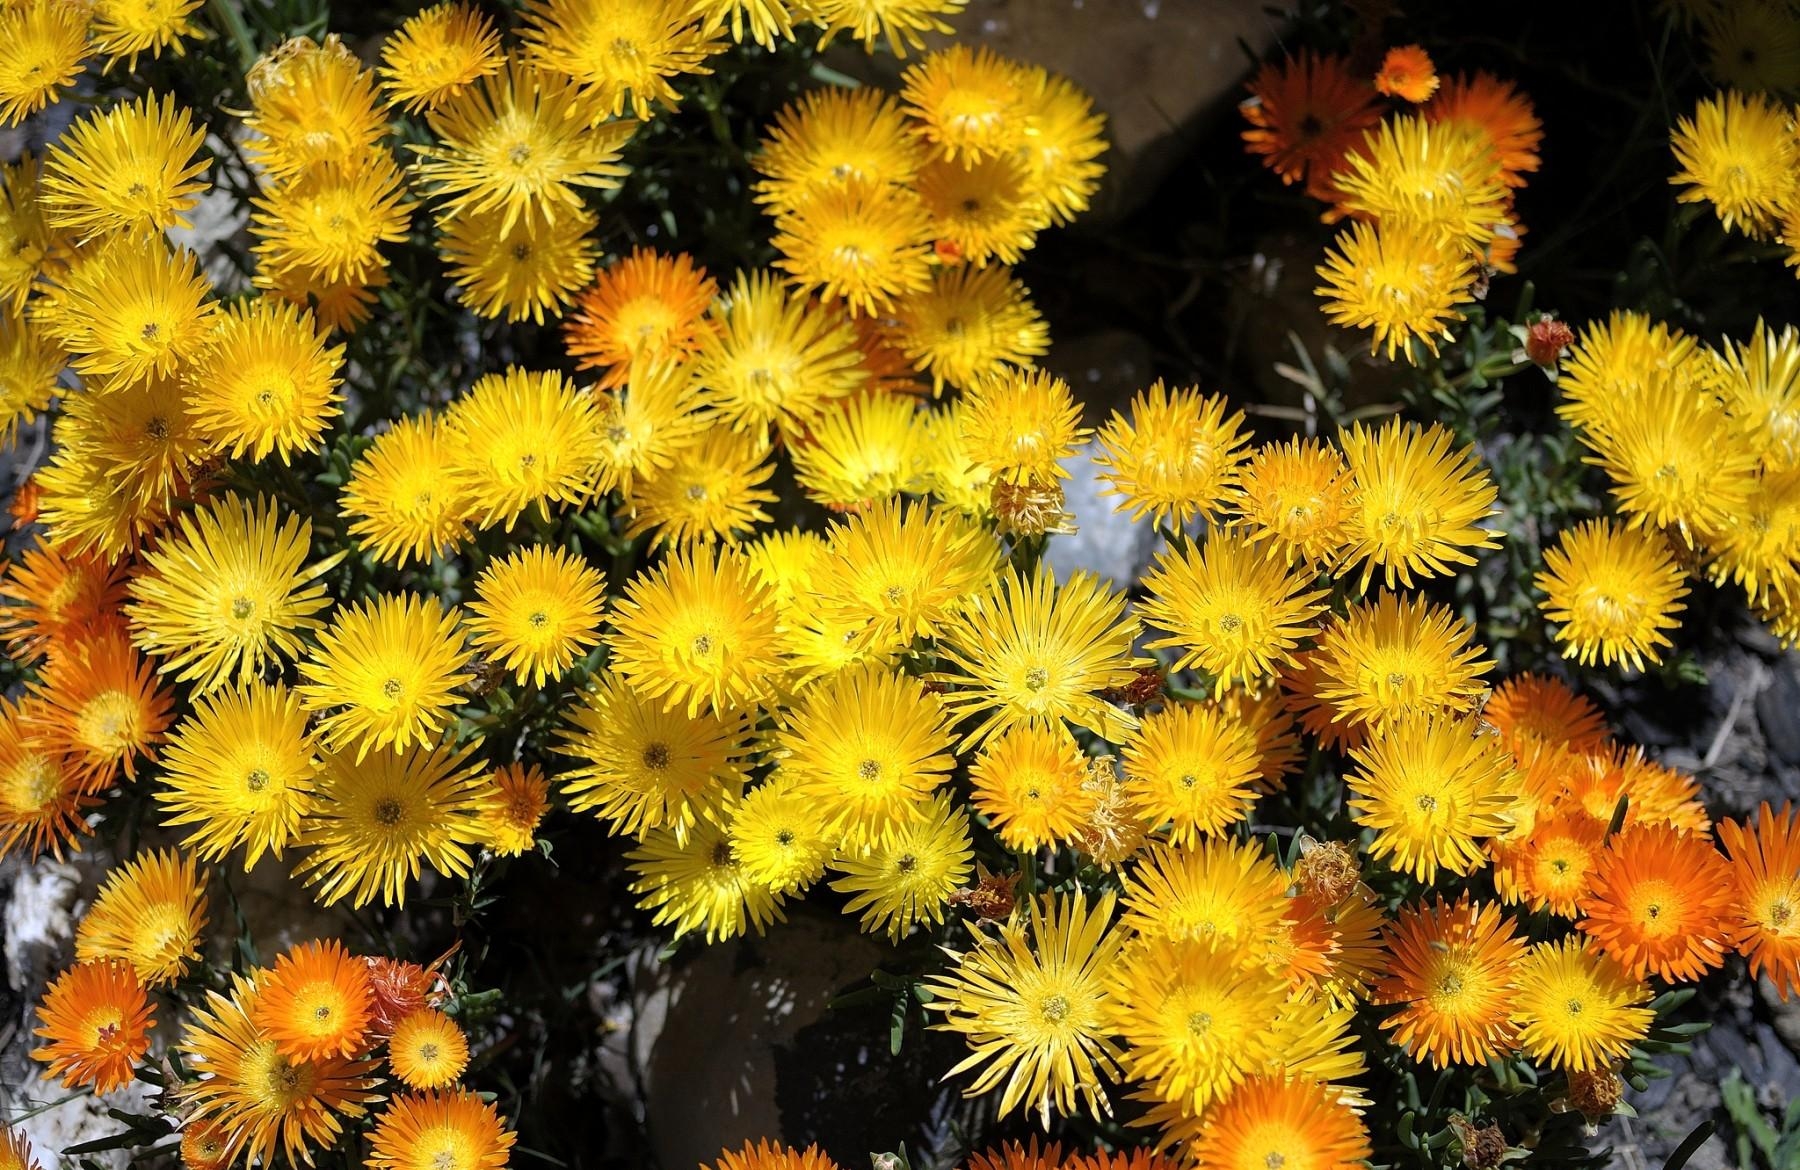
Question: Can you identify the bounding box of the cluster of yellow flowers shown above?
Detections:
[1542,300,1800,658]
[1239,45,1542,364]
[2,5,1795,1170]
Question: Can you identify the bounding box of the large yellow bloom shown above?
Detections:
[444,367,608,531]
[1509,938,1653,1072]
[1093,382,1249,529]
[1346,711,1517,882]
[1670,89,1797,238]
[1315,219,1476,362]
[1536,519,1690,672]
[463,544,607,687]
[183,296,345,463]
[74,847,208,988]
[520,0,724,120]
[925,891,1125,1126]
[296,593,475,760]
[1339,417,1501,589]
[41,92,209,239]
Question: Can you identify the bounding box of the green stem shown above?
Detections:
[208,0,259,76]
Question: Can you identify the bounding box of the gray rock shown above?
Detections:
[1043,438,1159,589]
[1757,655,1800,767]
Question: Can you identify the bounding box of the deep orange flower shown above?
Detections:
[966,1140,1064,1170]
[252,939,376,1061]
[1240,51,1383,200]
[562,248,717,388]
[1578,823,1738,982]
[1375,45,1439,103]
[23,626,174,789]
[1426,71,1543,187]
[710,1139,845,1170]
[1564,745,1710,834]
[1375,894,1526,1067]
[365,955,443,1039]
[1720,802,1800,999]
[0,697,97,861]
[1066,1149,1184,1170]
[0,539,130,663]
[178,1121,231,1170]
[31,959,154,1093]
[1482,672,1609,754]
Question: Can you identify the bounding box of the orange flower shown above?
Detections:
[0,539,130,663]
[1720,802,1800,998]
[2,1124,44,1170]
[1192,1075,1371,1170]
[711,1140,844,1170]
[31,959,155,1093]
[1564,745,1709,834]
[1578,823,1738,982]
[1375,45,1439,103]
[1066,1149,1183,1170]
[1490,809,1604,918]
[966,1141,1064,1170]
[562,248,716,388]
[1375,894,1526,1067]
[1426,71,1543,187]
[476,762,549,857]
[365,955,442,1039]
[367,1089,516,1170]
[23,625,174,789]
[1240,51,1383,201]
[1482,673,1609,754]
[0,697,97,861]
[253,939,376,1061]
[178,1121,231,1170]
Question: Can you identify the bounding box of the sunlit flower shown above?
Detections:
[296,593,474,760]
[31,959,153,1094]
[41,93,209,239]
[563,248,717,389]
[830,789,974,940]
[254,939,375,1061]
[1346,711,1516,883]
[439,203,597,325]
[0,0,89,128]
[444,367,607,531]
[366,1088,516,1170]
[627,810,784,943]
[387,1008,469,1089]
[378,3,504,113]
[343,414,471,568]
[1332,115,1507,246]
[1537,519,1690,672]
[623,428,776,547]
[1578,822,1738,982]
[74,847,208,988]
[1720,802,1800,999]
[1510,938,1653,1072]
[1374,45,1438,102]
[1189,1076,1371,1170]
[969,723,1095,851]
[1120,702,1261,845]
[1670,89,1797,238]
[886,265,1048,395]
[520,0,724,121]
[183,297,344,463]
[753,86,924,212]
[1374,894,1525,1067]
[464,544,607,687]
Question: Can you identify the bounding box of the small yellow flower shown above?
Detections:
[1537,520,1690,672]
[464,545,607,687]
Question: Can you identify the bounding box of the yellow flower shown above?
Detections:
[1,155,73,311]
[464,544,607,687]
[243,36,387,183]
[378,3,504,113]
[86,0,199,66]
[1708,319,1800,471]
[343,413,472,568]
[1557,310,1702,435]
[1707,467,1800,608]
[0,312,63,447]
[412,59,634,232]
[627,809,784,943]
[691,269,867,445]
[917,152,1049,267]
[814,0,965,56]
[1118,838,1290,956]
[183,296,345,463]
[1346,712,1517,883]
[592,358,709,496]
[1226,436,1355,566]
[959,367,1087,485]
[1510,938,1653,1072]
[1093,382,1250,529]
[250,155,415,287]
[439,203,597,325]
[1119,702,1261,845]
[771,180,933,317]
[386,1008,470,1089]
[1670,89,1797,239]
[815,495,1001,645]
[1108,936,1287,1114]
[1311,591,1493,734]
[901,44,1028,161]
[778,664,956,850]
[1586,366,1758,537]
[444,367,607,531]
[604,543,785,716]
[1333,115,1507,247]
[885,265,1048,395]
[691,0,799,49]
[0,0,88,128]
[933,567,1141,748]
[296,593,475,761]
[969,723,1095,851]
[41,92,209,239]
[1339,417,1501,590]
[1137,531,1327,692]
[790,391,930,510]
[926,890,1124,1125]
[1015,64,1109,226]
[74,847,208,988]
[728,775,833,895]
[1537,519,1690,672]
[920,400,994,516]
[45,231,216,394]
[44,374,204,530]
[125,492,341,694]
[157,681,319,869]
[520,0,725,121]
[1315,219,1476,362]
[558,672,752,842]
[830,789,974,940]
[752,87,924,212]
[293,739,489,907]
[623,428,776,547]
